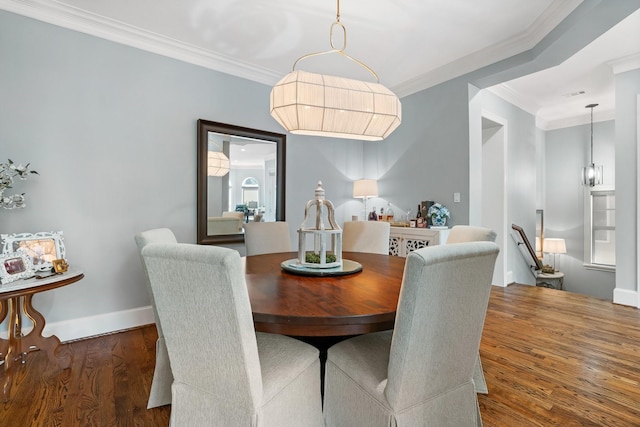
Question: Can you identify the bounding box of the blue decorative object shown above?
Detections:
[428,203,450,227]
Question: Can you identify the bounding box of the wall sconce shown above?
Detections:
[353,179,378,219]
[544,238,566,272]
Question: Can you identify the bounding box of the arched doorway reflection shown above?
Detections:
[242,177,260,221]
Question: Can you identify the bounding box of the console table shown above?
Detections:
[0,269,84,401]
[389,226,450,257]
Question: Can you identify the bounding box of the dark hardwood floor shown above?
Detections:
[1,284,639,426]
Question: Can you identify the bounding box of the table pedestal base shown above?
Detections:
[1,295,71,402]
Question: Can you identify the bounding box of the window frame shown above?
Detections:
[584,187,615,272]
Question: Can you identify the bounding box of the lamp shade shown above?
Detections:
[544,238,566,254]
[207,151,230,177]
[582,164,603,187]
[270,71,401,141]
[353,179,378,198]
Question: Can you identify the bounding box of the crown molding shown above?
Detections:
[609,52,640,74]
[0,0,583,98]
[393,0,582,97]
[537,108,615,131]
[486,83,617,131]
[485,84,541,116]
[0,0,281,85]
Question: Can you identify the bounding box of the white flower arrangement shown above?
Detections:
[1,159,38,210]
[428,202,450,224]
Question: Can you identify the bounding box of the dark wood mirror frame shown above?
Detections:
[197,119,286,245]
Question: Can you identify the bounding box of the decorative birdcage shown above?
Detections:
[297,181,343,268]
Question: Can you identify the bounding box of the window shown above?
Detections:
[585,189,615,270]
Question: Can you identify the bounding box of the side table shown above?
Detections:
[536,271,564,290]
[0,269,84,401]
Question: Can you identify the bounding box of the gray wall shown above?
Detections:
[615,68,640,298]
[0,10,365,334]
[479,89,538,286]
[2,7,637,338]
[545,121,616,300]
[363,77,471,225]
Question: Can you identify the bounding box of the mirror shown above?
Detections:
[197,120,286,244]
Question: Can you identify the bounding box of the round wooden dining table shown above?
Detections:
[242,251,406,337]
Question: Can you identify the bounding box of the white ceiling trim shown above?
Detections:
[538,109,616,131]
[486,83,617,131]
[486,84,541,116]
[0,0,281,85]
[1,0,583,98]
[610,52,640,74]
[393,0,583,97]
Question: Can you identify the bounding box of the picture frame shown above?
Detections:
[1,231,65,272]
[0,249,35,284]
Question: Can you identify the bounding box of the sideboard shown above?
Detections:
[389,226,450,257]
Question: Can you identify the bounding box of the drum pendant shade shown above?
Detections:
[270,70,401,141]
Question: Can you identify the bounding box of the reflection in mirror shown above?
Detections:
[535,209,544,259]
[197,120,286,244]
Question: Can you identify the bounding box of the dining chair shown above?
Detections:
[244,221,291,256]
[323,242,499,427]
[342,221,391,255]
[446,225,497,395]
[447,225,497,244]
[134,228,177,409]
[141,243,324,427]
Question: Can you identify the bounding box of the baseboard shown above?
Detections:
[0,305,155,342]
[504,270,514,287]
[613,288,639,308]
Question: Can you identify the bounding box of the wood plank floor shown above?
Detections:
[1,284,639,426]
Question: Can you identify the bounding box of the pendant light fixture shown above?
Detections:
[270,0,401,141]
[582,103,602,187]
[207,151,230,177]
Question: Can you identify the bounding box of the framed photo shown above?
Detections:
[0,250,35,284]
[1,231,65,272]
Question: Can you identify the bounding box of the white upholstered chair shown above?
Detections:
[244,221,291,256]
[447,225,497,245]
[223,210,245,231]
[323,242,499,427]
[134,228,176,408]
[446,225,497,395]
[342,221,391,255]
[141,243,324,427]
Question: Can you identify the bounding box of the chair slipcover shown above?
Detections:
[324,242,499,427]
[134,228,177,408]
[342,221,391,255]
[244,221,292,256]
[446,225,497,394]
[141,243,323,427]
[446,225,497,245]
[222,210,245,231]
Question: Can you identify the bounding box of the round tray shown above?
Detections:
[280,258,363,277]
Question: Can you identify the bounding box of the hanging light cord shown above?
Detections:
[587,103,598,166]
[291,0,380,82]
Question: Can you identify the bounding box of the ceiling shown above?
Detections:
[2,0,639,130]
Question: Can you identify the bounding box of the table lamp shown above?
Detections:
[353,179,378,220]
[544,238,566,272]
